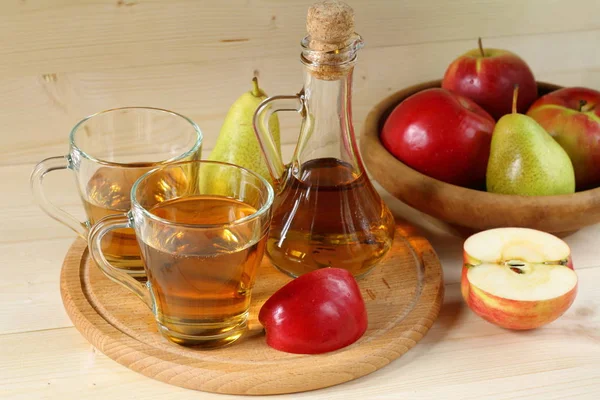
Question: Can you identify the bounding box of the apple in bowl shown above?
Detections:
[380,88,495,188]
[462,228,577,330]
[527,87,600,190]
[442,38,537,120]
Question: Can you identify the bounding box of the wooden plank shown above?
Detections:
[2,211,599,337]
[5,160,600,264]
[1,160,599,333]
[542,67,600,87]
[0,145,297,244]
[3,225,598,335]
[1,268,598,398]
[0,237,75,335]
[1,1,599,397]
[1,0,599,77]
[2,29,600,166]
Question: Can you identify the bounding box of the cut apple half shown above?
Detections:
[462,228,577,330]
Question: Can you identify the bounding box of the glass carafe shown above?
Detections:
[253,1,395,278]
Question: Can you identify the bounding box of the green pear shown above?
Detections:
[207,77,280,185]
[487,88,575,196]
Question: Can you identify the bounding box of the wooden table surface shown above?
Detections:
[2,1,600,399]
[2,155,599,399]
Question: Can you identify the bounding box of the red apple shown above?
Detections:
[442,39,537,120]
[258,268,367,354]
[380,88,495,188]
[462,228,577,330]
[527,87,600,190]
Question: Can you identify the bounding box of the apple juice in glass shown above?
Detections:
[89,161,274,347]
[253,1,395,278]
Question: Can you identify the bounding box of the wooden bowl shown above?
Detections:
[360,80,600,237]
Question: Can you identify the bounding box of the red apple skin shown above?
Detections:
[442,48,537,120]
[566,256,574,270]
[461,262,577,330]
[380,88,495,188]
[258,268,367,354]
[527,87,600,190]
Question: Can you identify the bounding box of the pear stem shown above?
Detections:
[478,37,485,57]
[251,77,261,97]
[512,84,519,114]
[579,100,588,112]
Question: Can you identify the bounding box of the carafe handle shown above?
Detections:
[253,92,305,186]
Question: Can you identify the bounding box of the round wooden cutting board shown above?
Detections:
[60,222,444,395]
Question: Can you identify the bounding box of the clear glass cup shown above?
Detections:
[89,161,274,348]
[31,107,203,278]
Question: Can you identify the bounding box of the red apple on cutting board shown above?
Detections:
[527,87,600,190]
[380,88,495,188]
[442,38,537,120]
[259,268,367,354]
[462,228,577,330]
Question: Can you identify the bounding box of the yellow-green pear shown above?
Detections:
[207,77,280,184]
[486,86,575,196]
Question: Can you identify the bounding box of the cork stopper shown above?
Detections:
[306,0,354,52]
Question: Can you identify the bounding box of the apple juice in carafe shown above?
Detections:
[268,158,394,277]
[253,0,395,278]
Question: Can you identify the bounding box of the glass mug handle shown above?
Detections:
[88,213,152,309]
[30,155,88,238]
[253,92,306,186]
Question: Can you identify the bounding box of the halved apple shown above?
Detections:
[462,228,577,330]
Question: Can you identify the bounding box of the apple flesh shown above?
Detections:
[462,228,577,330]
[527,87,600,190]
[381,88,495,188]
[442,40,537,120]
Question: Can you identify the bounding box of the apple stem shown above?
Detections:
[478,37,485,57]
[512,84,519,114]
[579,99,588,112]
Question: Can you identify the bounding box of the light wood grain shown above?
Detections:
[0,238,75,335]
[4,158,600,339]
[0,145,296,244]
[2,0,599,77]
[2,0,600,398]
[5,149,600,340]
[3,267,599,399]
[59,222,443,395]
[3,29,600,166]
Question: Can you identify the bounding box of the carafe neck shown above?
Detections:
[292,35,364,176]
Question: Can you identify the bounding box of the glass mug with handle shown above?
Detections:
[31,107,203,278]
[89,161,274,348]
